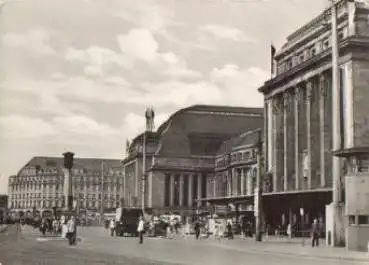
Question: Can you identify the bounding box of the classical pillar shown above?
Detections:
[283,93,288,191]
[306,82,313,189]
[231,168,236,196]
[135,160,139,198]
[294,87,300,190]
[319,75,326,187]
[213,175,216,198]
[197,174,202,207]
[188,174,193,207]
[170,174,174,206]
[247,168,252,196]
[84,179,87,209]
[179,174,184,207]
[267,100,273,172]
[241,168,245,195]
[148,172,152,208]
[272,98,278,192]
[53,180,56,207]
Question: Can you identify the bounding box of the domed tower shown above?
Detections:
[145,107,155,132]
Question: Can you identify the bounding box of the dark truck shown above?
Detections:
[115,207,143,237]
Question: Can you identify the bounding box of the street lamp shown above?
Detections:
[63,152,74,214]
[255,129,263,242]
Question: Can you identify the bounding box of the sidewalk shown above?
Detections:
[210,236,369,263]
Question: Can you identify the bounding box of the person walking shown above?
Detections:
[40,218,47,237]
[311,219,320,247]
[109,219,116,237]
[287,223,292,240]
[194,220,200,240]
[226,220,233,240]
[67,216,77,246]
[137,216,145,244]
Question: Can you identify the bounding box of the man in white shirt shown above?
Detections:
[137,216,144,244]
[67,216,77,245]
[109,219,115,237]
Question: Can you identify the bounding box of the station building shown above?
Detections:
[258,0,369,251]
[122,105,264,216]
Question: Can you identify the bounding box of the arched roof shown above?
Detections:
[155,105,263,156]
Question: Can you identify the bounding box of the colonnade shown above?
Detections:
[266,73,335,192]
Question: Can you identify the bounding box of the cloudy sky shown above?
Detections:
[0,0,328,194]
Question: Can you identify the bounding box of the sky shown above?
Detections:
[0,0,329,194]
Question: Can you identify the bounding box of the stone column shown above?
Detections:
[53,180,56,207]
[231,168,236,196]
[148,172,152,208]
[267,101,273,172]
[188,174,193,207]
[170,174,174,206]
[283,93,288,191]
[241,168,245,195]
[179,174,184,207]
[306,82,313,189]
[197,174,202,207]
[319,75,326,187]
[135,160,139,198]
[247,168,253,196]
[213,175,216,198]
[294,87,300,190]
[272,98,278,192]
[227,171,232,196]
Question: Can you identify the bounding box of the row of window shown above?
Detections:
[215,150,257,168]
[277,27,347,75]
[10,200,120,209]
[10,176,123,184]
[10,183,123,192]
[348,215,369,226]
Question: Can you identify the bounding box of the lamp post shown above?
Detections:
[142,129,147,213]
[255,129,263,242]
[100,161,104,224]
[330,0,344,247]
[63,152,74,214]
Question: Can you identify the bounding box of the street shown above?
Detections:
[0,226,367,265]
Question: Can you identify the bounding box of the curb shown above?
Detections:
[36,237,83,242]
[208,242,368,263]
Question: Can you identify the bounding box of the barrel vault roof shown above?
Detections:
[155,105,264,157]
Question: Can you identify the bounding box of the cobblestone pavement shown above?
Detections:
[0,226,367,265]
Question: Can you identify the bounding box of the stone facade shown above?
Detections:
[259,0,369,249]
[7,157,123,217]
[0,195,8,221]
[122,105,264,215]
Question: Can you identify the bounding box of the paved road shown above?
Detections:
[0,226,367,265]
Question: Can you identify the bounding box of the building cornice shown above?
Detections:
[332,146,369,157]
[186,110,263,118]
[259,36,369,96]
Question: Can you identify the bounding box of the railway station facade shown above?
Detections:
[259,0,369,251]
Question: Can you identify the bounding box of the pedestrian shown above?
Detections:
[215,222,222,242]
[287,223,292,240]
[109,219,115,237]
[194,220,200,240]
[137,216,144,244]
[311,219,320,247]
[67,216,77,246]
[227,220,233,240]
[184,219,190,239]
[40,218,47,237]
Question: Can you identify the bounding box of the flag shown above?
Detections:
[125,139,130,154]
[271,44,276,76]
